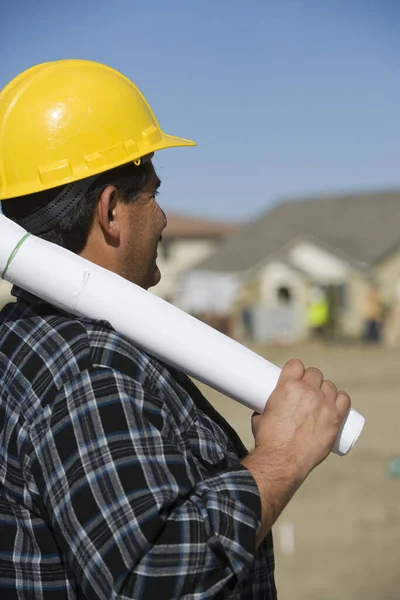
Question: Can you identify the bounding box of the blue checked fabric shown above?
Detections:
[0,288,276,599]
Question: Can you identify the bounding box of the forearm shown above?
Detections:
[242,358,352,547]
[242,446,306,547]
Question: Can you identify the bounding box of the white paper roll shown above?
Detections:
[0,214,364,455]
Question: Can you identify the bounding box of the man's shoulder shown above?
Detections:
[84,317,156,381]
[0,298,152,391]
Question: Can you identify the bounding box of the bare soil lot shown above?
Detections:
[195,342,400,599]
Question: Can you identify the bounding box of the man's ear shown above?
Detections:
[95,185,121,245]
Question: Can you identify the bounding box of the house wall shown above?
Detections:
[179,271,240,314]
[340,274,369,337]
[0,280,15,310]
[153,238,220,301]
[288,242,369,338]
[258,260,309,340]
[259,261,307,302]
[231,260,309,342]
[288,241,348,282]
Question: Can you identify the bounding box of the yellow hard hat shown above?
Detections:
[0,59,196,200]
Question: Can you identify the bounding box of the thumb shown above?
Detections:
[277,358,305,386]
[335,390,352,421]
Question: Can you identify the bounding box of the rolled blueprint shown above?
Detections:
[0,214,365,455]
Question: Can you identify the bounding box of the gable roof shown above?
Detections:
[163,212,240,239]
[196,189,400,272]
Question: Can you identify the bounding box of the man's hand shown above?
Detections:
[252,358,351,475]
[242,358,351,546]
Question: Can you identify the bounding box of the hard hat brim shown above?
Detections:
[1,133,196,200]
[157,133,196,151]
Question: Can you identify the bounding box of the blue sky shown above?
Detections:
[1,0,399,221]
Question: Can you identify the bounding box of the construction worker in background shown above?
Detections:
[307,286,329,340]
[0,60,350,599]
[362,281,383,343]
[383,281,400,348]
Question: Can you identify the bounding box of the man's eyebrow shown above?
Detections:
[156,178,162,189]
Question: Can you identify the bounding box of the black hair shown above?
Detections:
[2,161,152,254]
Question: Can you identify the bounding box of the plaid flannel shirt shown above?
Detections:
[0,288,276,599]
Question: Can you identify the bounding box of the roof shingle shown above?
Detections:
[197,189,400,272]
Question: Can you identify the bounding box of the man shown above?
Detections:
[0,60,350,599]
[307,286,329,340]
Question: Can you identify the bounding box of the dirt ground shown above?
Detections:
[194,341,400,600]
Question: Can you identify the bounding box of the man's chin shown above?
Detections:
[147,266,161,289]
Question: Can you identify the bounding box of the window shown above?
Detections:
[277,286,292,304]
